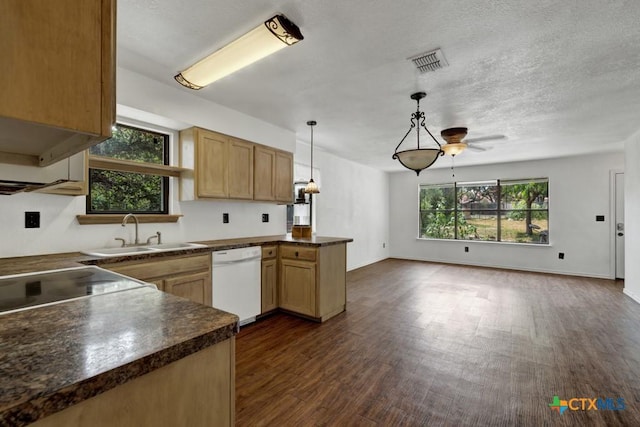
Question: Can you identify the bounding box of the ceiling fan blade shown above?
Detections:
[467,144,489,152]
[464,134,506,144]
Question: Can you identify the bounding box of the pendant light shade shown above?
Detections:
[304,120,319,194]
[392,92,444,175]
[175,14,303,90]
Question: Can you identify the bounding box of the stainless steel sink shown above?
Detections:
[82,242,207,257]
[147,242,207,250]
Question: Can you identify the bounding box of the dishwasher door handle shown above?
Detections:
[213,255,262,265]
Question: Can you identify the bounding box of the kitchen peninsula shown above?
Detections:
[0,235,351,425]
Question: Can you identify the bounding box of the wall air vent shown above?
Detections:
[409,48,448,73]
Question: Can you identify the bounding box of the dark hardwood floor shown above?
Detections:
[235,259,640,426]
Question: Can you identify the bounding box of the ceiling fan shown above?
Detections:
[440,127,506,156]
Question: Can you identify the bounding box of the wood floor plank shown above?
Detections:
[236,259,640,426]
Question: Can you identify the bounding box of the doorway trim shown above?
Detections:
[610,169,624,279]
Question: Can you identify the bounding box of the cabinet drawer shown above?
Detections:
[262,245,277,260]
[279,245,316,262]
[104,253,211,281]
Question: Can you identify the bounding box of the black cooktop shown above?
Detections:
[0,266,149,314]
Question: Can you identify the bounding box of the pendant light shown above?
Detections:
[304,120,319,194]
[392,92,444,175]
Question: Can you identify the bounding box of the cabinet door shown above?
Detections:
[197,130,228,198]
[261,258,278,313]
[0,0,111,136]
[253,146,275,201]
[164,271,211,306]
[0,0,115,166]
[279,259,316,317]
[274,150,293,203]
[228,138,254,199]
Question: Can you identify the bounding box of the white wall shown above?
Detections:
[117,68,296,153]
[295,143,390,271]
[0,191,286,257]
[389,152,624,279]
[0,69,388,273]
[624,130,640,302]
[0,69,292,258]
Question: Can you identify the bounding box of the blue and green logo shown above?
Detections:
[548,395,625,415]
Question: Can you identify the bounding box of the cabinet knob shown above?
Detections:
[269,251,273,255]
[295,251,299,257]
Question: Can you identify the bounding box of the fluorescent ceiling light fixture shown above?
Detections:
[392,92,444,175]
[175,14,303,90]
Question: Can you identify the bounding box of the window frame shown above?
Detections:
[419,178,549,244]
[86,123,171,215]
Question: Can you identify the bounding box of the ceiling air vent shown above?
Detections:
[409,48,448,73]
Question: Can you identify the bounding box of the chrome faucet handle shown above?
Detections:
[146,231,161,245]
[114,237,126,247]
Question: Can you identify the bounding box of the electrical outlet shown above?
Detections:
[222,213,229,224]
[464,246,469,253]
[25,211,40,228]
[262,213,269,223]
[558,252,565,259]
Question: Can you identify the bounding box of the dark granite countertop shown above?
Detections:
[0,235,353,276]
[0,235,351,424]
[0,286,238,426]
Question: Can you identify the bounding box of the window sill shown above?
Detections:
[416,237,551,247]
[76,214,182,225]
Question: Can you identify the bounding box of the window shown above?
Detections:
[87,124,170,214]
[419,178,549,244]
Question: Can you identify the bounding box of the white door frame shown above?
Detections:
[609,169,624,279]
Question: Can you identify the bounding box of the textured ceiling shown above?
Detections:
[117,0,640,171]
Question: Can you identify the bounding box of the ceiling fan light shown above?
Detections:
[442,142,467,156]
[175,14,303,89]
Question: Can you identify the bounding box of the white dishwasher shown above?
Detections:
[212,246,261,326]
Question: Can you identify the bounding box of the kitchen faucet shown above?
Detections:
[121,213,140,245]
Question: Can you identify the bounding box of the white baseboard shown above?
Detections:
[623,288,640,304]
[393,255,612,280]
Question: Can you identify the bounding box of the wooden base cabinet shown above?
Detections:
[278,243,346,322]
[261,246,278,313]
[279,259,316,317]
[103,253,212,306]
[32,337,235,427]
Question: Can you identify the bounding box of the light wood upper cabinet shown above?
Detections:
[0,0,115,167]
[180,126,292,203]
[275,150,294,203]
[196,129,228,198]
[254,146,276,201]
[254,146,293,203]
[228,138,254,199]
